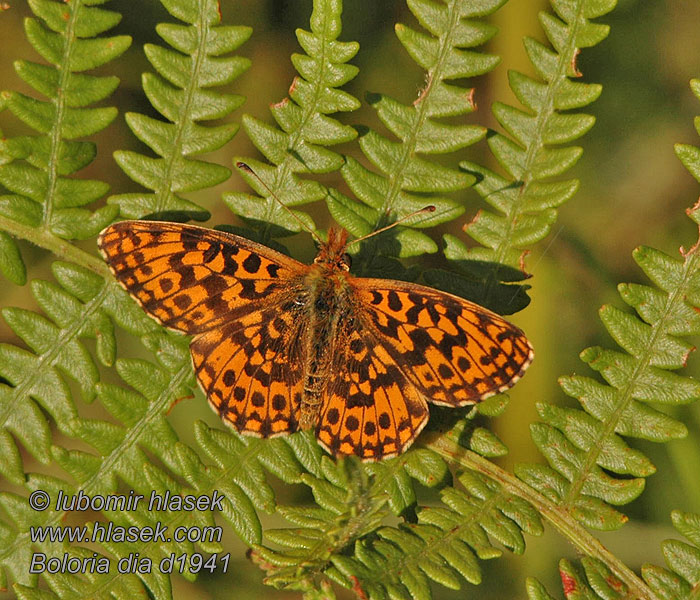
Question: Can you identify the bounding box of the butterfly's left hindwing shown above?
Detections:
[98,220,304,334]
[191,306,307,437]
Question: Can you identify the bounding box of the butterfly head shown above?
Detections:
[314,227,352,272]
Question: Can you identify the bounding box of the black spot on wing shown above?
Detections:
[243,253,262,274]
[203,242,220,263]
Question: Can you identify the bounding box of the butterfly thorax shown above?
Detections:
[298,227,354,428]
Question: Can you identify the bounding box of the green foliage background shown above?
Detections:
[2,0,700,599]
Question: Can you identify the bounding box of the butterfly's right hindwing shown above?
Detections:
[316,322,429,460]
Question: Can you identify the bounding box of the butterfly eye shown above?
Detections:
[341,253,352,270]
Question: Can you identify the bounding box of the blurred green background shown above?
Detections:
[2,0,700,598]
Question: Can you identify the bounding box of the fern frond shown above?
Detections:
[330,469,543,600]
[526,509,700,599]
[460,0,613,268]
[426,432,657,599]
[252,457,390,592]
[0,0,129,263]
[0,0,257,582]
[0,260,155,486]
[513,77,700,531]
[110,0,251,221]
[1,396,320,593]
[177,421,313,546]
[250,439,539,598]
[226,0,360,237]
[0,330,190,587]
[520,240,697,523]
[0,330,263,597]
[337,0,502,260]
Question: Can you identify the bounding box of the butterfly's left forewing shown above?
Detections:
[98,220,304,334]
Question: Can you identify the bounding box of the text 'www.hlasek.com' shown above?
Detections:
[27,489,230,575]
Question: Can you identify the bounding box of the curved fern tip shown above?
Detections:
[685,197,700,225]
[570,48,582,78]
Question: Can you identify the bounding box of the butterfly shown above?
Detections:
[98,217,533,460]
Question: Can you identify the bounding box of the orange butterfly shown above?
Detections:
[98,215,533,460]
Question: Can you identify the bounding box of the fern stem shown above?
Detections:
[424,434,660,600]
[381,0,466,218]
[0,215,110,278]
[41,0,80,228]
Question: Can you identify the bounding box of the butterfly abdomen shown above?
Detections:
[298,266,352,429]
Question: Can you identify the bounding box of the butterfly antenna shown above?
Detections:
[346,205,436,249]
[236,161,322,244]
